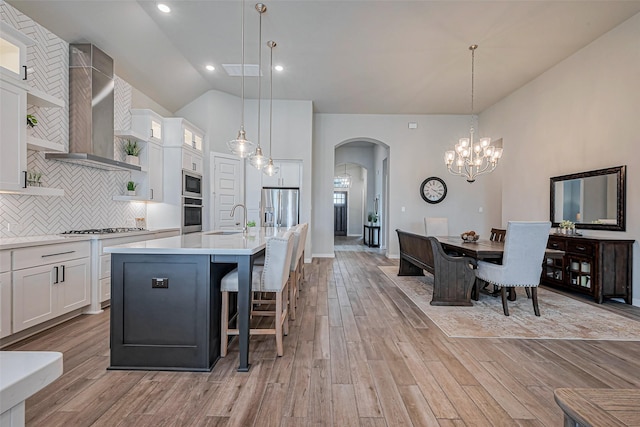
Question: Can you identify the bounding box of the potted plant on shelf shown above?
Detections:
[27,114,38,128]
[126,181,137,196]
[123,140,141,165]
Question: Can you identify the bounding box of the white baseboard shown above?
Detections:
[312,253,336,258]
[386,253,400,259]
[347,233,361,237]
[633,297,640,308]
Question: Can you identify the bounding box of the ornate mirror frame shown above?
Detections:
[550,165,626,231]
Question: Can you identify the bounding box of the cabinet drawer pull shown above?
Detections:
[576,245,586,251]
[42,250,75,258]
[53,266,59,284]
[551,243,559,248]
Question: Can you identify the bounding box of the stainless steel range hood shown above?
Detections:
[46,44,140,172]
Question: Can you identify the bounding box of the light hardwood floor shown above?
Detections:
[7,247,640,426]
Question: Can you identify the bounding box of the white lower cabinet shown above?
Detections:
[0,271,11,339]
[12,242,90,333]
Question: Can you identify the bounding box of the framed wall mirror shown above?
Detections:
[550,165,626,231]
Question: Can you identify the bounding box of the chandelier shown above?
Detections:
[334,163,351,188]
[227,0,255,158]
[444,45,502,183]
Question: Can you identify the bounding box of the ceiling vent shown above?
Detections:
[222,64,261,77]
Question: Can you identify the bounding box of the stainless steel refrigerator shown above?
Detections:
[261,187,300,227]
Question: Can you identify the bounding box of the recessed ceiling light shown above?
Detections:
[274,65,284,72]
[206,65,215,71]
[157,3,171,13]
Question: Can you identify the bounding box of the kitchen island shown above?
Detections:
[104,228,285,372]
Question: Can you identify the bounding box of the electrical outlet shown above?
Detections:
[6,222,20,233]
[151,278,169,288]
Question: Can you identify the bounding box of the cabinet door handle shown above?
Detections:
[23,65,27,80]
[150,128,154,138]
[42,250,75,258]
[60,265,65,282]
[53,266,59,284]
[22,171,28,188]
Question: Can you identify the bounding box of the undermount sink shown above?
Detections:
[204,230,243,235]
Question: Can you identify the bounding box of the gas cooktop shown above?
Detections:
[60,227,146,235]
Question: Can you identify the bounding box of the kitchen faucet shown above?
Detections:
[230,203,247,234]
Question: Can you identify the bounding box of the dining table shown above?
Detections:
[435,236,564,300]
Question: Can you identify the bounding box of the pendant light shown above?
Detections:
[263,40,280,177]
[249,3,267,169]
[227,0,255,158]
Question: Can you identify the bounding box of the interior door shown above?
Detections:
[334,191,348,236]
[212,154,241,230]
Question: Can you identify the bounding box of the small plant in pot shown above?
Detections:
[124,140,141,165]
[367,212,378,225]
[27,114,38,128]
[126,181,137,196]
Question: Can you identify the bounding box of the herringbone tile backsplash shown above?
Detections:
[0,3,146,237]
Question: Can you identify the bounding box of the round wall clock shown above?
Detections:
[420,177,447,204]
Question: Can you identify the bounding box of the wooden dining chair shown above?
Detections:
[490,228,506,242]
[475,221,551,316]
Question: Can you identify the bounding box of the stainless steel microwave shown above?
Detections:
[182,170,202,198]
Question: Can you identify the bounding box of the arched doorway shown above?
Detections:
[333,139,390,252]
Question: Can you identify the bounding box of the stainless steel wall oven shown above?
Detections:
[182,197,203,233]
[182,170,202,198]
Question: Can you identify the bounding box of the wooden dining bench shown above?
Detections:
[396,230,475,306]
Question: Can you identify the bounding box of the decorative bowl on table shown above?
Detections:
[460,231,480,242]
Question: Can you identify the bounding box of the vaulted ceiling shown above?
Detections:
[8,1,640,114]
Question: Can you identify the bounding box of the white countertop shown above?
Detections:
[0,228,180,251]
[104,228,289,256]
[0,351,63,413]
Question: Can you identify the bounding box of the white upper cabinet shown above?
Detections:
[164,117,204,152]
[0,24,34,83]
[129,109,164,144]
[262,159,302,188]
[165,117,204,174]
[0,78,27,191]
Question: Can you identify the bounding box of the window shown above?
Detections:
[333,192,346,206]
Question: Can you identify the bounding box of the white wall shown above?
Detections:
[132,87,173,117]
[177,94,314,258]
[481,12,640,305]
[312,114,502,258]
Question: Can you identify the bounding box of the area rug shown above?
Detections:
[379,266,640,340]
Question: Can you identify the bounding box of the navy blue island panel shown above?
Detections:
[109,253,235,371]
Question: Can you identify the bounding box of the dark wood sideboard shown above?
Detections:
[542,235,634,304]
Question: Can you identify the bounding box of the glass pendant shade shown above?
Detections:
[227,128,255,158]
[250,145,266,169]
[263,158,280,176]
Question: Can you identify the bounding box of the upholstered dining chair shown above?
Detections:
[295,222,309,290]
[424,217,449,236]
[220,231,294,357]
[287,225,305,320]
[475,221,551,316]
